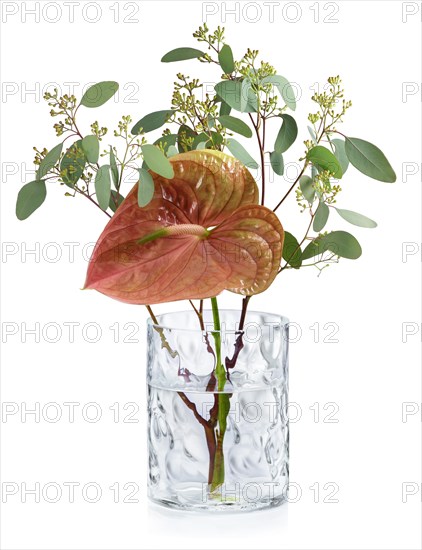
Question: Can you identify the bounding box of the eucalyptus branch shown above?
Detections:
[74,187,112,218]
[248,112,266,205]
[279,209,315,273]
[189,300,205,330]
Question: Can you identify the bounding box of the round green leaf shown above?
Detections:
[218,44,235,74]
[331,139,349,174]
[95,165,112,211]
[154,134,178,154]
[302,231,362,260]
[215,80,257,113]
[167,145,179,157]
[313,201,329,232]
[37,143,63,179]
[274,114,298,154]
[161,47,205,63]
[307,146,343,179]
[225,139,259,170]
[141,144,174,179]
[335,208,377,228]
[132,110,173,135]
[282,231,302,268]
[325,231,362,259]
[219,100,231,117]
[270,151,284,176]
[16,180,46,220]
[300,175,315,204]
[192,132,210,149]
[138,167,155,207]
[60,140,86,188]
[344,137,396,183]
[177,124,197,152]
[262,75,296,111]
[206,132,224,148]
[80,81,119,108]
[81,135,99,164]
[109,190,125,213]
[217,115,252,138]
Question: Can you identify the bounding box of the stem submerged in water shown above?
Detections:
[209,296,231,492]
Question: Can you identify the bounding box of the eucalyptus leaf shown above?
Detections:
[37,143,63,179]
[80,81,119,108]
[132,110,173,135]
[16,180,47,220]
[302,230,362,260]
[154,133,178,153]
[219,100,231,117]
[217,115,252,138]
[274,114,298,153]
[206,132,224,148]
[313,201,329,232]
[261,75,296,111]
[81,135,99,164]
[192,132,210,149]
[300,175,315,204]
[335,208,377,228]
[196,141,207,150]
[109,191,125,213]
[270,151,284,176]
[177,124,197,152]
[215,80,257,113]
[109,146,119,189]
[240,79,250,112]
[161,47,205,63]
[141,144,174,179]
[307,125,317,144]
[225,139,259,169]
[282,231,302,268]
[60,140,86,188]
[218,44,235,74]
[307,146,343,179]
[344,137,396,182]
[95,165,112,211]
[331,139,349,174]
[138,167,155,207]
[167,145,179,157]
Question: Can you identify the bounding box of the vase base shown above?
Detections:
[148,481,288,513]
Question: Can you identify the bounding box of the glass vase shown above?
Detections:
[147,309,289,512]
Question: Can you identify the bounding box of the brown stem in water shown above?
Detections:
[177,392,217,485]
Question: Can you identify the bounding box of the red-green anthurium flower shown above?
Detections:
[84,150,284,305]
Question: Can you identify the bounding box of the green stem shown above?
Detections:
[211,297,225,392]
[210,296,231,492]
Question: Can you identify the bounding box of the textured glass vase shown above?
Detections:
[147,310,289,512]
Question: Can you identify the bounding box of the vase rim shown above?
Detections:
[147,309,289,333]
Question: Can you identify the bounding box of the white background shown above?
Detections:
[0,1,421,549]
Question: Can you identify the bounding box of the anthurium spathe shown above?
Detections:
[84,150,284,305]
